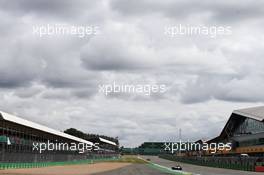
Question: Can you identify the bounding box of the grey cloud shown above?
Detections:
[104,92,167,101]
[180,73,264,104]
[80,36,153,71]
[39,86,98,100]
[41,89,72,100]
[180,74,233,104]
[13,86,43,98]
[1,0,264,147]
[0,45,44,88]
[0,76,31,88]
[110,0,264,23]
[71,88,97,99]
[41,73,97,89]
[0,0,100,20]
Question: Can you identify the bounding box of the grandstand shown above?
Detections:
[0,111,118,163]
[122,142,170,155]
[206,106,264,156]
[89,137,117,152]
[64,128,119,156]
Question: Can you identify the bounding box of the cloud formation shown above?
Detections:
[0,0,264,146]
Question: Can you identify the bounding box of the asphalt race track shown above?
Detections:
[94,163,169,175]
[95,156,262,175]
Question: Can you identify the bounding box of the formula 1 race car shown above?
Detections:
[171,165,182,171]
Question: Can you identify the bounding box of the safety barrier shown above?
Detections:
[159,155,256,172]
[0,157,119,170]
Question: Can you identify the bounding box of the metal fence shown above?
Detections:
[160,154,258,171]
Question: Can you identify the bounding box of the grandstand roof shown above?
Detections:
[99,137,117,146]
[209,106,264,142]
[0,111,93,145]
[233,106,264,122]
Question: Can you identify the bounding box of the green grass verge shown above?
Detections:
[103,156,147,164]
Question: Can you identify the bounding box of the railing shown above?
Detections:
[159,154,257,171]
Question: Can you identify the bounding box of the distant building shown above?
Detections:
[206,106,264,156]
[137,142,166,155]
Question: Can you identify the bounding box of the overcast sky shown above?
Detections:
[0,0,264,147]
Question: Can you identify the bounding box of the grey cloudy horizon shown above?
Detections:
[0,0,264,147]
